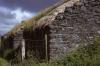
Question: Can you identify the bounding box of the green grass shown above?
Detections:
[0,58,10,66]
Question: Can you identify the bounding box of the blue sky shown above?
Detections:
[0,0,59,35]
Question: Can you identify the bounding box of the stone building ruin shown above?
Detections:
[0,0,100,61]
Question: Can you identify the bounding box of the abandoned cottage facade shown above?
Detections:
[0,0,100,61]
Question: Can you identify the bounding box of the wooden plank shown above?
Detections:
[21,39,25,61]
[45,34,48,62]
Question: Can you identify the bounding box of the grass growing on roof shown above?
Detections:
[9,0,71,34]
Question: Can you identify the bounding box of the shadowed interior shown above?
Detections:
[23,26,50,60]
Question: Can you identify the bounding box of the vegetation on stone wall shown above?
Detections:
[57,37,100,66]
[0,37,99,66]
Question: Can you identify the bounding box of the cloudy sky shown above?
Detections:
[0,0,59,35]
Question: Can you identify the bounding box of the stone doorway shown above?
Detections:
[23,26,50,60]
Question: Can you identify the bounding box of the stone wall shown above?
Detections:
[13,29,23,50]
[49,0,100,60]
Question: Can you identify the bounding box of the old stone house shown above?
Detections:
[0,0,100,61]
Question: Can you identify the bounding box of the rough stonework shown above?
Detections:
[1,0,100,61]
[49,0,100,59]
[13,29,23,49]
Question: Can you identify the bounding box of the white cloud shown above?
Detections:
[0,6,36,35]
[11,8,35,22]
